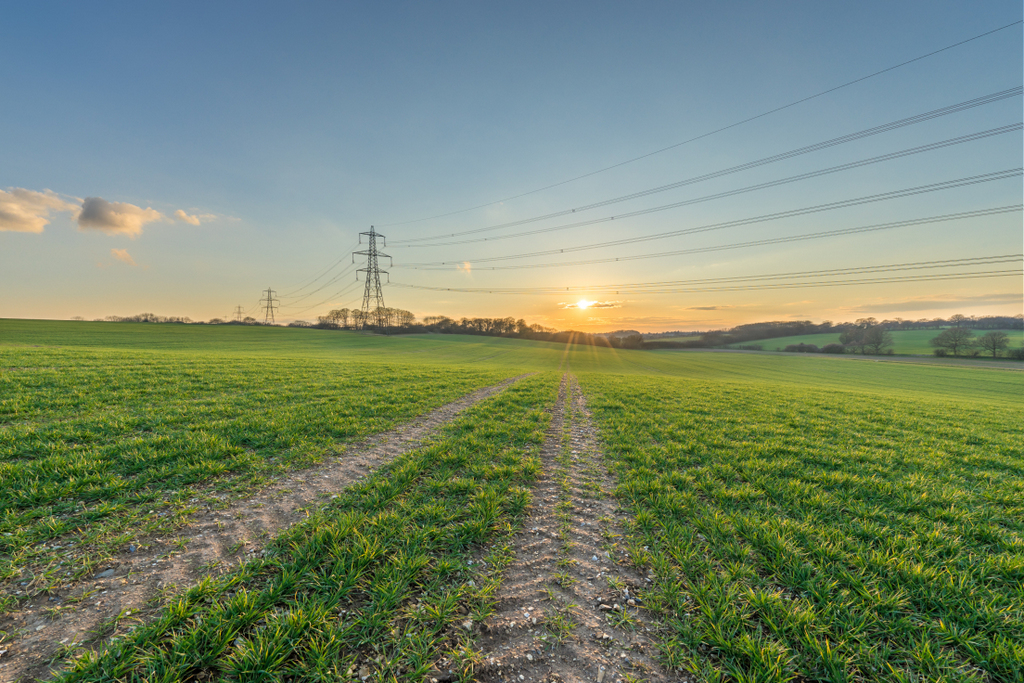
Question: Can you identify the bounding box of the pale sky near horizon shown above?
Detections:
[2,1,1021,332]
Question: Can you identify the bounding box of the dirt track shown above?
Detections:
[475,375,674,683]
[0,375,529,683]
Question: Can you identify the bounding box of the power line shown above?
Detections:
[398,168,1022,268]
[233,305,244,322]
[394,271,1019,294]
[284,280,363,318]
[395,205,1021,272]
[279,242,359,297]
[379,20,1023,228]
[390,254,1022,295]
[392,89,1022,245]
[279,261,359,307]
[396,123,1022,249]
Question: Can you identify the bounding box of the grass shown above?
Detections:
[0,343,510,601]
[578,371,1024,682]
[56,374,558,682]
[2,319,1023,681]
[728,328,1024,355]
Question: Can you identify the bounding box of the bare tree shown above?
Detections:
[948,313,969,328]
[861,326,894,354]
[977,331,1010,358]
[839,328,866,354]
[930,328,975,356]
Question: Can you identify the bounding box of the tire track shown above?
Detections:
[476,374,671,683]
[0,374,530,683]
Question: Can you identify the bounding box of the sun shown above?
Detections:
[576,299,593,310]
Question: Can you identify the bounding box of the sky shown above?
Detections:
[1,1,1021,332]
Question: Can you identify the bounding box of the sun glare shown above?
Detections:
[577,299,593,310]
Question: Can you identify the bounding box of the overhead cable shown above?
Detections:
[396,123,1022,249]
[392,88,1023,244]
[379,20,1022,228]
[284,281,363,317]
[394,205,1021,271]
[398,168,1023,267]
[389,254,1022,294]
[280,241,359,297]
[279,262,359,307]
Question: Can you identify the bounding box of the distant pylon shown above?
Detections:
[233,305,244,322]
[354,226,392,332]
[260,287,279,324]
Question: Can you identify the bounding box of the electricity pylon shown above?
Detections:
[233,305,244,322]
[260,287,279,324]
[353,226,392,332]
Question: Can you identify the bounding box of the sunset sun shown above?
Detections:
[576,299,593,310]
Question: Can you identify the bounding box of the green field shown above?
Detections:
[1,319,1022,682]
[581,373,1024,681]
[728,328,1024,355]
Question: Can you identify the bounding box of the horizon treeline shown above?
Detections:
[75,310,1021,345]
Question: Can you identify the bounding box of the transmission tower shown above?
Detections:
[260,287,279,324]
[353,226,392,332]
[233,305,244,322]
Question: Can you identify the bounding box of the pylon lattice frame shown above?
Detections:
[353,226,392,332]
[260,287,279,324]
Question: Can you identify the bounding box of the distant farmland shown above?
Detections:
[726,328,1024,355]
[1,319,1021,682]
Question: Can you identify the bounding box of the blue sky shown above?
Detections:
[2,1,1021,330]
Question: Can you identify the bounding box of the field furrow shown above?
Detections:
[476,375,670,683]
[0,374,532,682]
[579,373,1024,683]
[27,373,556,683]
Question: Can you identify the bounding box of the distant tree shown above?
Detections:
[208,318,225,324]
[861,326,894,355]
[977,331,1010,358]
[619,334,643,349]
[839,328,865,354]
[71,316,85,321]
[930,327,975,356]
[242,316,257,325]
[335,308,350,328]
[396,309,416,327]
[821,343,845,354]
[948,313,969,328]
[316,308,349,328]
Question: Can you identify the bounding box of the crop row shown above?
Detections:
[55,373,559,682]
[0,347,509,604]
[579,373,1024,682]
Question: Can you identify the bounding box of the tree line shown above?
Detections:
[72,309,1022,358]
[930,328,1021,358]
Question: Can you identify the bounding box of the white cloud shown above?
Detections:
[110,248,137,266]
[0,188,80,233]
[174,209,217,225]
[1,187,224,236]
[78,197,164,237]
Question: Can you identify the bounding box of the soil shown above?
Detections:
[474,374,674,683]
[0,375,529,683]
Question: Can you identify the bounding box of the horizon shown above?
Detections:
[2,2,1021,330]
[4,310,1022,339]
